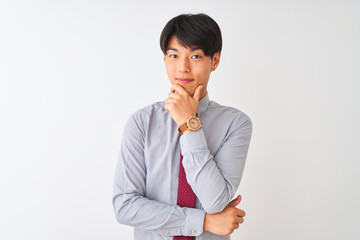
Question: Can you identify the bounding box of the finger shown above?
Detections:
[227,195,241,207]
[168,92,181,99]
[236,217,244,224]
[233,223,240,229]
[165,98,177,104]
[164,101,174,111]
[164,104,170,113]
[171,84,188,96]
[235,208,246,217]
[193,85,203,102]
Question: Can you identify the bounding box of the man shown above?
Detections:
[113,13,252,239]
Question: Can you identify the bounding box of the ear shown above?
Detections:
[164,55,166,61]
[211,52,221,71]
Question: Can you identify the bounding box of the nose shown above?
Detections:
[178,57,191,73]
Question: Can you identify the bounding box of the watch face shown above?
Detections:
[188,117,201,130]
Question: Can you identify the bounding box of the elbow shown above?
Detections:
[203,206,225,214]
[113,199,129,225]
[202,199,229,214]
[112,194,139,225]
[115,214,130,226]
[114,206,129,225]
[202,191,233,214]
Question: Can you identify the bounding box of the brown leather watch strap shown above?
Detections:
[178,122,188,134]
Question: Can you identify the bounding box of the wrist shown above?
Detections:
[203,213,213,232]
[203,213,209,232]
[183,129,192,134]
[178,115,202,134]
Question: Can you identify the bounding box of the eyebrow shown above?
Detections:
[166,47,202,52]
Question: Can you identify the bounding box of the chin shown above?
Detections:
[185,87,196,96]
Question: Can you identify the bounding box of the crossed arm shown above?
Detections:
[112,84,252,236]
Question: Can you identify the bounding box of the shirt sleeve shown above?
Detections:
[180,113,253,214]
[112,112,205,237]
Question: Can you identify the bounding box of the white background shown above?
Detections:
[0,0,359,239]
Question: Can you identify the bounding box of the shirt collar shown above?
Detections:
[197,92,210,115]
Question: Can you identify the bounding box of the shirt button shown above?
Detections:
[192,229,197,234]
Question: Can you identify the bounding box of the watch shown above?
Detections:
[178,115,202,134]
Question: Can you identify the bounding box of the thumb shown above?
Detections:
[227,195,242,208]
[193,85,203,102]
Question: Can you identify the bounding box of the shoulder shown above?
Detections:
[121,101,166,141]
[207,100,252,128]
[126,101,166,128]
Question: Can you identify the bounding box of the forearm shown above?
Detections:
[113,190,205,236]
[180,128,251,214]
[181,142,234,213]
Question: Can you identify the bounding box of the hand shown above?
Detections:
[203,195,246,236]
[164,84,203,126]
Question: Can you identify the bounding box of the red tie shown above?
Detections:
[174,151,196,240]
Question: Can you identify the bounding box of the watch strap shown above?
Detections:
[178,122,188,134]
[178,115,202,134]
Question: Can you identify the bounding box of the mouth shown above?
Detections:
[176,78,194,84]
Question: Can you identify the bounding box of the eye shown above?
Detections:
[169,54,177,58]
[191,55,201,59]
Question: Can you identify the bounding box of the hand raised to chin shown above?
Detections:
[164,84,203,126]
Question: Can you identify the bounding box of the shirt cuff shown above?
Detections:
[184,208,205,236]
[180,128,208,155]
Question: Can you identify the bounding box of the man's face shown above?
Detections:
[164,36,220,99]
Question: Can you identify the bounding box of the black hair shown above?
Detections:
[160,13,222,58]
